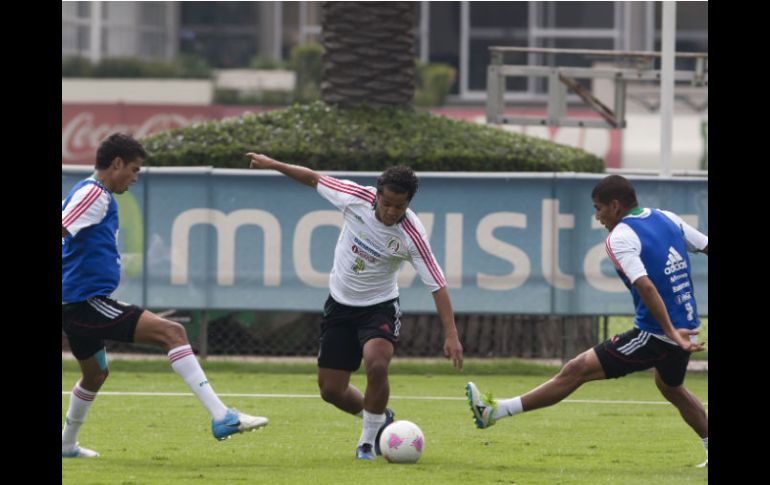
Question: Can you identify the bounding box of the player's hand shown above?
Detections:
[444,336,464,371]
[675,328,706,353]
[246,152,276,169]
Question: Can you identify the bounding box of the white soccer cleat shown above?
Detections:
[696,459,708,468]
[62,442,100,458]
[465,382,498,429]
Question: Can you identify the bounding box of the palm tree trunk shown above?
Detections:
[321,2,415,108]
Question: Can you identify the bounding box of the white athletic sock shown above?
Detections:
[62,382,97,450]
[494,396,524,420]
[701,436,708,454]
[358,410,386,446]
[168,345,228,420]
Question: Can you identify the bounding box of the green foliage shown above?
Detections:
[213,88,293,106]
[415,61,457,107]
[141,101,605,172]
[61,56,93,77]
[61,55,212,79]
[290,43,323,103]
[248,55,291,70]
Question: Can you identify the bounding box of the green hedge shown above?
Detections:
[62,55,213,79]
[141,101,605,172]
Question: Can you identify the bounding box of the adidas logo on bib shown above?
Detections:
[664,247,688,275]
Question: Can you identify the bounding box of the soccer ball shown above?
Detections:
[378,420,425,464]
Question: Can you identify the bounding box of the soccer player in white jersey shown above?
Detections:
[466,174,708,468]
[247,152,464,460]
[62,133,268,459]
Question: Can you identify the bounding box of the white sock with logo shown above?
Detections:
[494,396,524,420]
[62,382,97,450]
[168,345,228,421]
[358,410,386,447]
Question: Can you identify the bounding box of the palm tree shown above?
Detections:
[321,2,415,108]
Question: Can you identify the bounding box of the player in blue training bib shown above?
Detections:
[62,133,268,459]
[465,174,709,468]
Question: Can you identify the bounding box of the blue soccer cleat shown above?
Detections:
[212,408,268,441]
[355,443,376,461]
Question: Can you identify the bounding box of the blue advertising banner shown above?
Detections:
[63,167,708,315]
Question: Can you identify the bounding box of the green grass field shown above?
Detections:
[62,359,708,484]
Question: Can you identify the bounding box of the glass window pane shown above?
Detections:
[471,2,528,28]
[428,2,460,94]
[655,2,708,31]
[544,1,615,29]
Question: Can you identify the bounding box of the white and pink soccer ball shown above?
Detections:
[378,420,425,464]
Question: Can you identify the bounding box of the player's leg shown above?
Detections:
[467,348,606,429]
[133,309,267,439]
[653,367,708,466]
[62,349,107,458]
[317,367,362,414]
[355,337,394,458]
[316,297,366,414]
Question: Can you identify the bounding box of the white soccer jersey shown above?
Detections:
[607,208,709,285]
[317,175,446,306]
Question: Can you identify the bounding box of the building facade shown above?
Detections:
[62,1,707,103]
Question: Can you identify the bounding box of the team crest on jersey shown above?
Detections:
[351,257,365,274]
[387,237,402,255]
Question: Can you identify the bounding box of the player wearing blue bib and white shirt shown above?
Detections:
[466,175,708,468]
[62,134,268,459]
[247,152,464,461]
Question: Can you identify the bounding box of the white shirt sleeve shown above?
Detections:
[62,184,110,238]
[316,176,376,210]
[401,211,446,292]
[605,223,647,284]
[660,209,709,252]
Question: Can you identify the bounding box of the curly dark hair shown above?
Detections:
[591,174,638,208]
[95,133,148,169]
[376,165,419,200]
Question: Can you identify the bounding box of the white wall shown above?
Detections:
[62,79,213,104]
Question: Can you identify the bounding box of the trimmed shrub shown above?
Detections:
[415,61,457,107]
[141,101,604,172]
[290,43,323,103]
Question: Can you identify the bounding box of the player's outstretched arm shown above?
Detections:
[432,287,464,371]
[246,152,320,188]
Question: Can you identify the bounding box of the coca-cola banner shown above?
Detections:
[62,103,622,167]
[61,104,272,165]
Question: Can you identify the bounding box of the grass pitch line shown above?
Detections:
[61,391,706,406]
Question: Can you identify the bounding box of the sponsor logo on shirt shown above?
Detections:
[672,281,690,293]
[670,272,688,283]
[351,244,376,263]
[351,257,365,274]
[353,236,383,258]
[664,247,688,275]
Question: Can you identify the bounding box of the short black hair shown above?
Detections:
[95,133,148,169]
[591,174,638,208]
[377,165,419,200]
